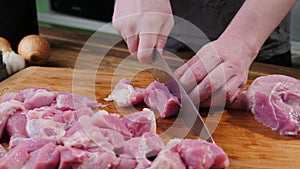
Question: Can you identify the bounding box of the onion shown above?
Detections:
[0,37,12,53]
[18,35,51,65]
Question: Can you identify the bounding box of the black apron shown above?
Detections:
[166,0,291,61]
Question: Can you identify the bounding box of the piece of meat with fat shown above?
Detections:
[149,138,229,169]
[148,139,186,169]
[121,108,156,137]
[0,100,25,138]
[247,74,300,135]
[23,89,57,110]
[0,144,30,169]
[23,143,60,169]
[105,78,145,107]
[56,92,104,110]
[144,81,180,118]
[85,110,132,139]
[9,134,55,152]
[116,132,164,169]
[0,87,51,103]
[62,117,124,152]
[26,118,66,143]
[73,151,117,169]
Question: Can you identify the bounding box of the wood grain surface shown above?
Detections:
[1,27,300,168]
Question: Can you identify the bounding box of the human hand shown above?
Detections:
[112,0,174,63]
[174,39,256,107]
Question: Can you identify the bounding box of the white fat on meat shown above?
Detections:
[247,74,300,135]
[56,92,103,110]
[104,78,145,107]
[26,118,66,143]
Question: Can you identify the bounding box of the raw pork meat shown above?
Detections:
[144,81,180,118]
[149,138,229,169]
[0,87,229,169]
[121,108,156,137]
[0,144,30,169]
[0,100,25,138]
[247,74,300,135]
[105,78,145,107]
[105,79,181,118]
[23,143,60,169]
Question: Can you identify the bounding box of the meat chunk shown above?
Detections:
[149,138,229,169]
[105,78,145,107]
[0,87,229,168]
[23,143,60,169]
[74,151,117,169]
[58,146,90,169]
[121,108,156,137]
[26,118,66,143]
[85,110,132,139]
[6,113,27,137]
[23,89,56,110]
[0,100,25,138]
[247,74,300,135]
[0,144,30,169]
[144,81,180,118]
[56,92,104,110]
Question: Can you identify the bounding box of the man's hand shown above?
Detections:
[175,39,255,107]
[112,0,174,63]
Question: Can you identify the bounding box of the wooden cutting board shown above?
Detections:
[1,66,300,169]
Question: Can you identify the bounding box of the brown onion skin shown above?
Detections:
[18,35,51,65]
[0,37,12,53]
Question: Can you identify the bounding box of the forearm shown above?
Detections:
[219,0,297,60]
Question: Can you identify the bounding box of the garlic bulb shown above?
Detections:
[3,51,25,75]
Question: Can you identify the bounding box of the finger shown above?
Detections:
[137,33,157,64]
[176,45,222,92]
[200,76,244,107]
[125,35,139,56]
[224,75,246,104]
[156,34,168,54]
[188,62,235,104]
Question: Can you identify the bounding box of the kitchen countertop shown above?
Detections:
[2,26,300,168]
